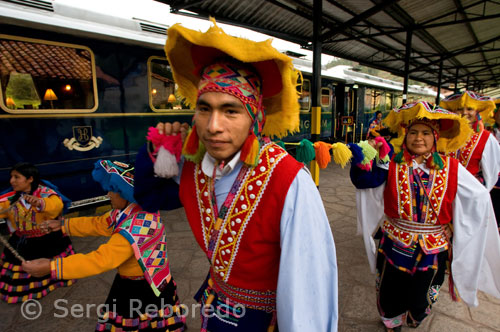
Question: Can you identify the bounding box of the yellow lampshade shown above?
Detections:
[44,88,58,101]
[168,93,176,103]
[6,97,15,107]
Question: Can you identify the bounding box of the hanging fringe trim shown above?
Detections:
[146,127,183,162]
[374,137,390,163]
[182,125,200,156]
[426,151,445,170]
[182,126,207,164]
[347,143,364,165]
[275,140,286,150]
[313,141,332,169]
[240,132,260,166]
[296,139,315,164]
[331,143,352,168]
[357,140,377,170]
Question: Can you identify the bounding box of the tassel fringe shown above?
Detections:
[296,139,315,164]
[240,132,260,166]
[331,143,352,168]
[313,141,332,169]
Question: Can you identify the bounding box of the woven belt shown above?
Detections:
[15,228,47,238]
[388,218,443,235]
[207,269,277,312]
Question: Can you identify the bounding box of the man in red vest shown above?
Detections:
[440,91,500,191]
[135,20,338,331]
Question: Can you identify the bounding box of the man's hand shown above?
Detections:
[40,219,62,233]
[22,258,51,277]
[156,121,189,142]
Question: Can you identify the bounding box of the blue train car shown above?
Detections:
[0,0,438,207]
[0,1,193,206]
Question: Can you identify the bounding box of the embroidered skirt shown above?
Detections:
[376,250,447,329]
[96,274,186,332]
[0,230,76,303]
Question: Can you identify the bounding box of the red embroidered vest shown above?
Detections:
[180,143,302,295]
[382,157,458,253]
[449,130,490,176]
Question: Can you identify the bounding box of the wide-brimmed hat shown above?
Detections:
[384,101,472,154]
[165,18,300,138]
[92,160,135,203]
[439,91,496,125]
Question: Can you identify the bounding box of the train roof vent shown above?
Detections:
[1,0,53,12]
[139,22,168,35]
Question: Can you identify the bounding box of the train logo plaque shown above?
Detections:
[63,126,103,151]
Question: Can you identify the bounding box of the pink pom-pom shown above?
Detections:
[146,127,164,148]
[374,136,390,159]
[146,127,183,162]
[161,135,183,162]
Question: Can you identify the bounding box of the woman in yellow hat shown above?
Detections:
[350,101,500,332]
[439,91,500,191]
[134,20,338,331]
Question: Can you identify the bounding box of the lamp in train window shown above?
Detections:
[43,88,58,109]
[6,97,16,109]
[168,93,176,103]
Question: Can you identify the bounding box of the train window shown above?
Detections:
[0,35,97,114]
[321,88,331,107]
[297,79,311,111]
[385,93,393,110]
[148,57,189,112]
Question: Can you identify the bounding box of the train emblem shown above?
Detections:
[63,126,103,152]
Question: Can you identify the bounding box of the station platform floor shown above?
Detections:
[1,163,499,331]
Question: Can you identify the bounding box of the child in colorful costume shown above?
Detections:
[22,160,185,332]
[350,101,500,332]
[135,20,339,331]
[366,110,385,139]
[439,91,500,191]
[0,162,75,303]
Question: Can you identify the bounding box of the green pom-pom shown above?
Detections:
[432,151,444,170]
[183,141,206,164]
[296,139,315,164]
[357,140,377,165]
[275,140,286,150]
[393,151,404,164]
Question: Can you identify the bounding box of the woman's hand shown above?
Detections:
[22,258,51,277]
[40,219,62,233]
[24,195,43,208]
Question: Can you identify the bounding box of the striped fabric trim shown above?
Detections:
[95,304,186,331]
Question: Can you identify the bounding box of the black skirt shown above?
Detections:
[95,274,186,332]
[0,230,76,303]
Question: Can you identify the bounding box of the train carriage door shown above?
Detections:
[334,82,345,139]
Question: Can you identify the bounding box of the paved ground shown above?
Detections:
[1,163,500,331]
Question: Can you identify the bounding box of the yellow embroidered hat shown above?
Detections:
[165,18,300,138]
[439,91,496,125]
[384,101,472,154]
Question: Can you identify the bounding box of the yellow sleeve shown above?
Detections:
[38,195,63,220]
[51,233,133,279]
[63,212,113,237]
[0,200,10,219]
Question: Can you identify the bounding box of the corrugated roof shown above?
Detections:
[155,0,500,97]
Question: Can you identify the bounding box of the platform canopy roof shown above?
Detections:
[155,0,500,98]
